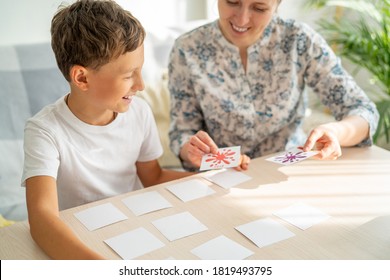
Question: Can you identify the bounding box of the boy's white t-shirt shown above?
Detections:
[22,95,163,210]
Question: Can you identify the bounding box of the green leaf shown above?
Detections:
[304,0,390,144]
[374,100,390,143]
[325,1,382,22]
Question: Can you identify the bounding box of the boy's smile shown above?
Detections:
[122,95,133,104]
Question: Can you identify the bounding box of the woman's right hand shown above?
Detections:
[179,130,219,168]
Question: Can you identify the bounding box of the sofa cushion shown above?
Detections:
[0,43,68,221]
[0,46,31,140]
[139,72,181,168]
[0,140,26,221]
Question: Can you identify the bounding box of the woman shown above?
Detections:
[168,0,378,170]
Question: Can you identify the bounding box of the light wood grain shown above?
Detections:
[1,146,390,259]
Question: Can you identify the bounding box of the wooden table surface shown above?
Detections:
[1,146,389,260]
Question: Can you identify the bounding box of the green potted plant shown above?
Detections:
[304,0,390,147]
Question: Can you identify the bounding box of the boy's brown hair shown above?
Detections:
[51,0,145,81]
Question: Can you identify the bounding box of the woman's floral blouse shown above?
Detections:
[168,16,379,162]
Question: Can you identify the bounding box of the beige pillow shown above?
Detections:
[138,71,181,169]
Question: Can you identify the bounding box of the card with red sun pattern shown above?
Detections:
[200,146,241,171]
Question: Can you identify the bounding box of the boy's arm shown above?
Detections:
[136,160,194,187]
[26,176,105,259]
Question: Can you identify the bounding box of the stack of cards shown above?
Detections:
[165,179,215,202]
[204,169,252,189]
[235,217,295,248]
[273,202,331,230]
[73,203,127,231]
[191,235,254,260]
[104,227,165,260]
[71,144,331,260]
[121,191,173,216]
[152,212,208,241]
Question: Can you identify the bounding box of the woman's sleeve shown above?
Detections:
[302,24,379,146]
[168,39,205,156]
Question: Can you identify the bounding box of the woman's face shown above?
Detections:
[218,0,279,50]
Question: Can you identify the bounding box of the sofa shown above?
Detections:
[0,43,64,222]
[0,26,188,223]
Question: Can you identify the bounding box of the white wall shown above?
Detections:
[205,0,321,25]
[0,0,313,46]
[0,0,211,46]
[0,0,372,93]
[0,0,59,45]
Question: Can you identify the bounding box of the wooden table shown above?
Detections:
[1,146,390,259]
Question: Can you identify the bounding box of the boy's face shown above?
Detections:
[85,44,145,114]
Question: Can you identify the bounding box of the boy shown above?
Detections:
[22,0,192,259]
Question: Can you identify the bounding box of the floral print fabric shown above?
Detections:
[168,16,378,161]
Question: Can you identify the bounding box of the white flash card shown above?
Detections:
[74,203,128,231]
[191,235,254,260]
[266,148,318,165]
[235,217,295,248]
[152,212,208,241]
[104,227,165,259]
[200,146,241,171]
[121,191,172,216]
[204,169,252,189]
[273,202,331,230]
[165,179,215,202]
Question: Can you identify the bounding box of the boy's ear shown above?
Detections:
[70,65,89,91]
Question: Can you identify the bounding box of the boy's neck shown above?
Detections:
[65,94,117,126]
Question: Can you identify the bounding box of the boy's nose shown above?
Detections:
[133,74,145,92]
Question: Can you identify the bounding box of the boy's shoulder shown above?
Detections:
[25,95,154,132]
[27,96,65,125]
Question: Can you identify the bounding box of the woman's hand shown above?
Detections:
[303,116,371,160]
[179,131,219,168]
[235,154,251,171]
[302,124,342,160]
